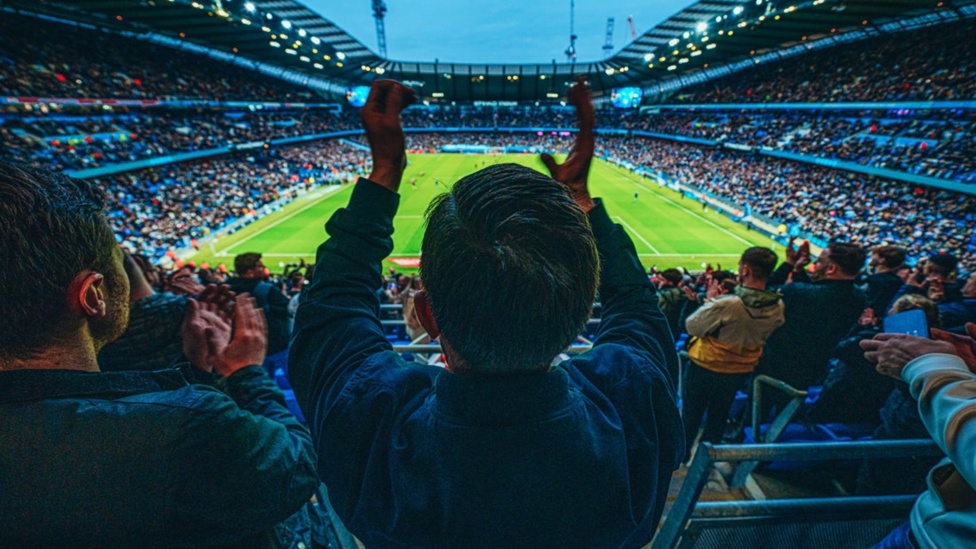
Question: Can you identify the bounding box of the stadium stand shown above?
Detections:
[2,1,976,546]
[671,18,976,103]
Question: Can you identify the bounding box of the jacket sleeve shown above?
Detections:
[585,199,678,386]
[170,366,318,544]
[767,262,795,287]
[902,354,976,488]
[288,179,398,416]
[684,298,729,338]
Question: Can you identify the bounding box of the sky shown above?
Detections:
[301,0,691,64]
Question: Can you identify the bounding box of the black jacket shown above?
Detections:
[0,366,318,548]
[759,264,866,392]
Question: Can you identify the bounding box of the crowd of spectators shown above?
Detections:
[4,106,973,183]
[623,110,976,183]
[0,12,316,101]
[0,109,360,171]
[598,136,976,266]
[672,18,976,103]
[99,140,368,259]
[56,126,971,266]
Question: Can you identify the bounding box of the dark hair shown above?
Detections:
[740,247,778,280]
[0,162,117,358]
[826,242,866,277]
[234,252,263,275]
[927,253,958,277]
[660,268,683,285]
[420,164,599,373]
[872,245,907,270]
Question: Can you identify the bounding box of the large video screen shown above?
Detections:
[347,86,370,108]
[611,87,643,109]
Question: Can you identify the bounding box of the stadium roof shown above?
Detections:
[7,0,976,102]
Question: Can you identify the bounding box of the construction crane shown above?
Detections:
[372,0,388,57]
[602,17,615,57]
[564,0,577,62]
[627,15,638,39]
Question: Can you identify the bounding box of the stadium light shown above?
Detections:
[643,53,654,61]
[696,22,707,32]
[244,2,256,12]
[266,12,273,19]
[375,67,386,74]
[668,38,679,46]
[281,20,292,29]
[733,6,744,15]
[336,51,346,60]
[311,36,321,45]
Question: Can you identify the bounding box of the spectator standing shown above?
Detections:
[289,79,683,548]
[758,240,867,414]
[682,247,785,459]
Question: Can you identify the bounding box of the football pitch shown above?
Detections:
[191,154,781,272]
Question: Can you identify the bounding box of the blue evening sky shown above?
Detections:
[301,0,692,64]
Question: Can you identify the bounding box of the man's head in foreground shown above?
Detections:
[417,163,599,374]
[0,161,129,366]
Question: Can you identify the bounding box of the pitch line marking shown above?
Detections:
[614,216,662,254]
[221,185,347,254]
[617,170,757,247]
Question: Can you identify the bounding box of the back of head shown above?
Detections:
[0,162,119,359]
[660,269,683,286]
[421,164,598,373]
[827,242,866,278]
[739,247,778,281]
[234,252,263,277]
[927,253,958,278]
[872,245,907,270]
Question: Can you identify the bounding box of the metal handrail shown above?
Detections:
[652,439,941,549]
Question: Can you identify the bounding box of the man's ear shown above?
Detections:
[413,289,440,339]
[69,271,107,318]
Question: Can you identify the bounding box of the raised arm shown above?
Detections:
[542,76,677,384]
[289,80,415,414]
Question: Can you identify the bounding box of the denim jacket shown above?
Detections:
[290,179,684,548]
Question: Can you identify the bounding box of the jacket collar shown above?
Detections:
[432,367,579,426]
[0,368,188,404]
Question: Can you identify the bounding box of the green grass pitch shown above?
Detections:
[191,154,781,273]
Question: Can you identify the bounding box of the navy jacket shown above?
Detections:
[759,264,866,392]
[290,179,683,549]
[0,366,318,548]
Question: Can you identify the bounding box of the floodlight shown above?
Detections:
[281,20,292,29]
[244,2,256,12]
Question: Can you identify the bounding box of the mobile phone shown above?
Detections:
[883,309,929,337]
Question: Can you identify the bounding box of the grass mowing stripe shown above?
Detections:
[191,154,780,271]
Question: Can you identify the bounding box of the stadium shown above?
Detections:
[1,0,975,547]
